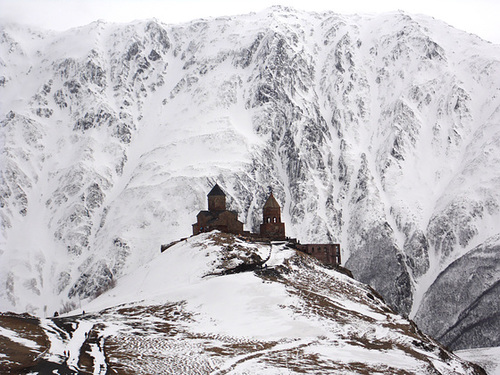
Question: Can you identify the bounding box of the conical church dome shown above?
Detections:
[208,184,225,196]
[263,192,280,209]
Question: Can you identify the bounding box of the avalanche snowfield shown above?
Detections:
[0,232,490,374]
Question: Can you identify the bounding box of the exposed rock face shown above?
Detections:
[415,235,500,350]
[1,7,500,349]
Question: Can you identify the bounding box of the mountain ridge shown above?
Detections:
[1,7,500,350]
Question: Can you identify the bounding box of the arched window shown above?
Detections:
[273,217,277,223]
[267,217,271,223]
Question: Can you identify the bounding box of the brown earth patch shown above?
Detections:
[0,313,49,372]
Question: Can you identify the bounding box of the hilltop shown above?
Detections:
[0,232,486,374]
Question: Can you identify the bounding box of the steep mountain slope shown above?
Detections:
[0,233,486,374]
[415,235,500,350]
[1,7,500,349]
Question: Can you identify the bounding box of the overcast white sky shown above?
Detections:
[1,0,499,44]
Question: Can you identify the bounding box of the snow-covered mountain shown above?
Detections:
[1,6,500,350]
[0,232,487,374]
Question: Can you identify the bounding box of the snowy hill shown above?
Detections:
[1,6,500,350]
[0,233,487,374]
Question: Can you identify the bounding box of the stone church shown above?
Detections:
[192,184,244,235]
[192,184,341,266]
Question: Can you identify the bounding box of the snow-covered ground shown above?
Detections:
[0,232,488,373]
[456,347,500,375]
[18,233,482,373]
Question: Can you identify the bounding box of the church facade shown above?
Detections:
[294,243,341,266]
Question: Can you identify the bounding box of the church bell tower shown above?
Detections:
[207,183,226,212]
[260,192,286,240]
